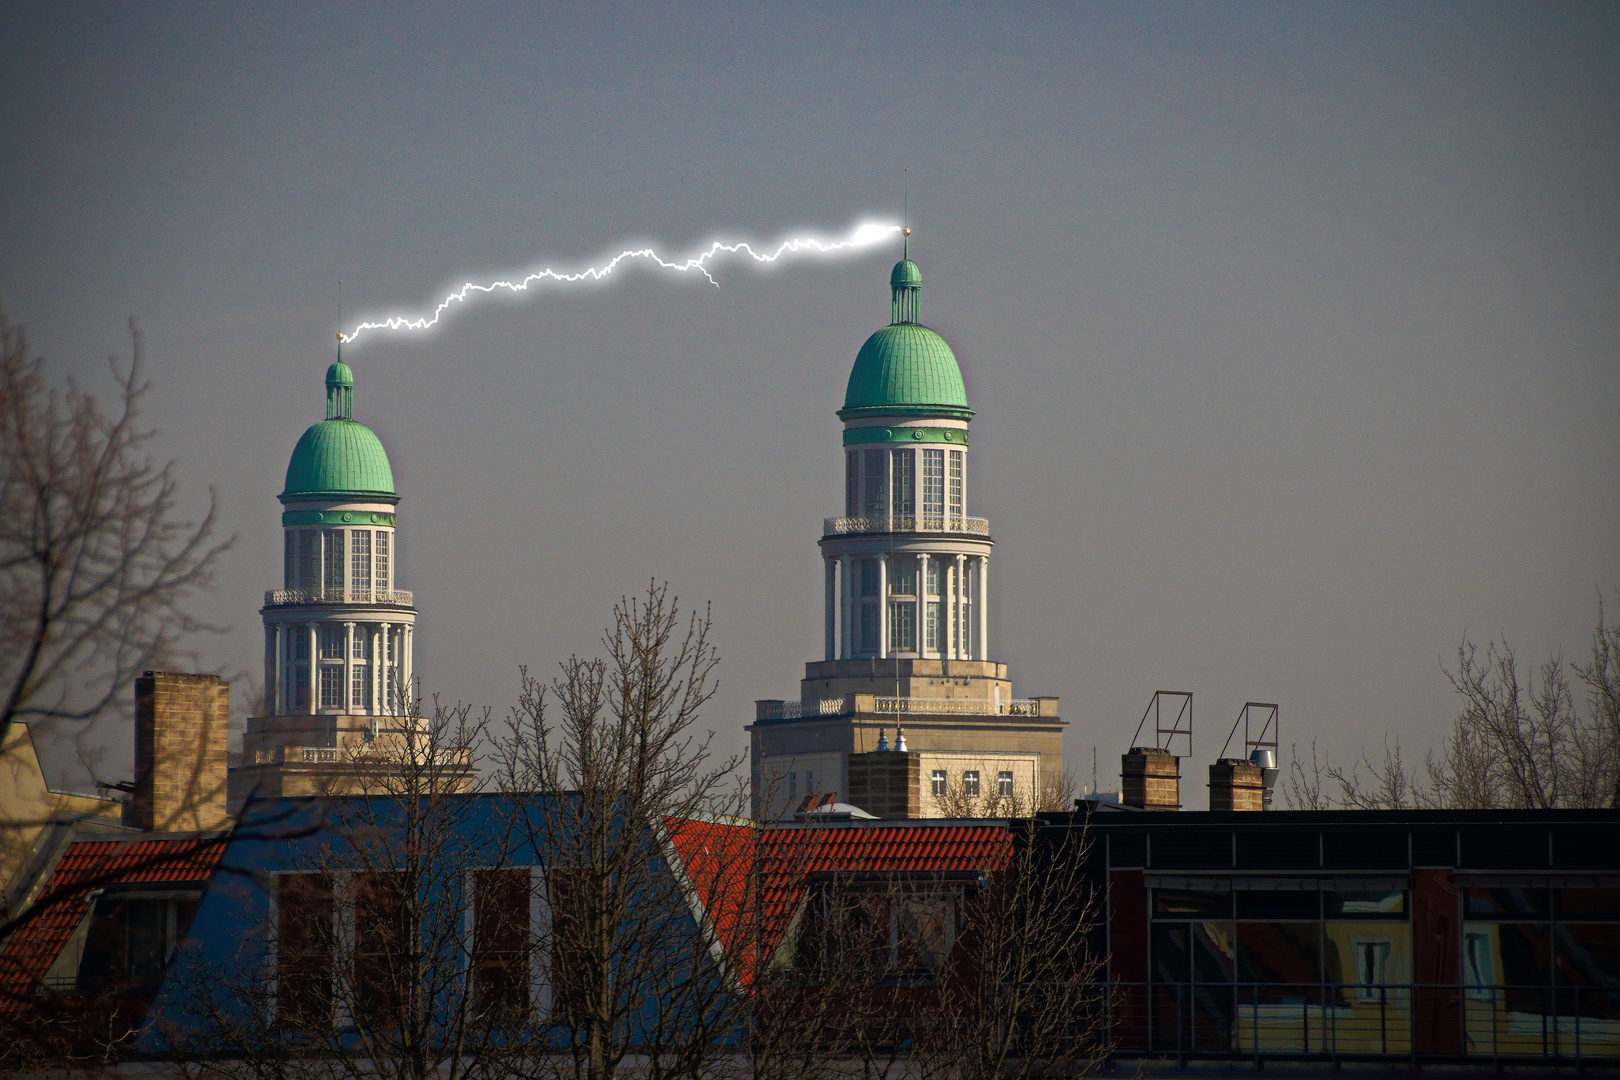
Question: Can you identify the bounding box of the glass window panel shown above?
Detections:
[845,451,859,517]
[319,665,344,709]
[1555,923,1620,992]
[922,448,944,524]
[350,531,371,598]
[925,601,941,651]
[925,558,940,596]
[1556,888,1620,921]
[1236,922,1322,987]
[997,770,1014,798]
[298,531,319,592]
[323,530,344,595]
[1465,887,1549,919]
[284,532,295,588]
[1237,890,1320,920]
[1154,889,1232,920]
[949,450,963,522]
[963,770,980,798]
[318,624,345,659]
[1325,922,1410,1001]
[859,558,879,597]
[375,531,389,595]
[860,602,879,654]
[890,601,915,651]
[931,770,947,797]
[863,450,886,518]
[890,561,916,595]
[351,663,369,712]
[891,450,913,519]
[1326,890,1406,918]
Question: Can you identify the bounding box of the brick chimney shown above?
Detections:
[1121,746,1180,810]
[846,750,921,818]
[127,671,231,832]
[1208,758,1265,811]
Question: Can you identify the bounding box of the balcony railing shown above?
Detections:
[264,588,415,608]
[756,698,851,721]
[874,696,1041,717]
[823,515,990,537]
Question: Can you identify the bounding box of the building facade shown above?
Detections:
[231,359,430,803]
[749,253,1064,819]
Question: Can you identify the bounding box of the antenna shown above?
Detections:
[1218,702,1280,763]
[336,280,344,358]
[1129,690,1193,757]
[902,168,911,259]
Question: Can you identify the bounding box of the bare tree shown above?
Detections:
[494,581,743,1080]
[162,697,531,1080]
[0,305,229,752]
[1285,592,1620,810]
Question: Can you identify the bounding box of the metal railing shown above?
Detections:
[1108,982,1620,1064]
[264,588,415,607]
[874,696,1041,717]
[823,515,990,537]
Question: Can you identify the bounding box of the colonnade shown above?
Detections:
[823,551,987,661]
[266,620,412,717]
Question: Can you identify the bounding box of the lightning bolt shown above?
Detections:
[340,219,901,345]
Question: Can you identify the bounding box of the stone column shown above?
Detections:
[918,553,931,658]
[976,557,989,661]
[824,558,836,662]
[307,623,319,713]
[877,555,889,660]
[343,621,355,714]
[839,555,853,659]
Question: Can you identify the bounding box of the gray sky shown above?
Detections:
[3,1,1616,793]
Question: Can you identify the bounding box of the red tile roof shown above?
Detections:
[0,835,226,1013]
[665,818,1010,986]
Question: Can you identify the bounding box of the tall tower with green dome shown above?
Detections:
[233,358,426,801]
[747,253,1064,820]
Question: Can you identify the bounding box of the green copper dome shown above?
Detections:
[280,362,398,504]
[839,259,972,421]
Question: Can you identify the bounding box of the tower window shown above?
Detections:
[925,557,941,597]
[353,626,370,660]
[925,601,942,652]
[322,530,345,597]
[860,603,879,654]
[891,451,914,522]
[949,451,964,524]
[319,666,344,709]
[845,452,859,517]
[375,532,390,596]
[963,770,981,798]
[889,601,915,652]
[284,532,295,589]
[890,561,915,596]
[859,558,879,598]
[922,449,944,526]
[298,531,320,592]
[931,770,947,797]
[351,663,370,712]
[350,531,371,600]
[318,624,345,660]
[862,451,886,519]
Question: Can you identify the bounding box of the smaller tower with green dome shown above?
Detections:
[234,357,427,801]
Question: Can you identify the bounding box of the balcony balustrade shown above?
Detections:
[823,515,990,538]
[755,694,1051,721]
[264,588,414,608]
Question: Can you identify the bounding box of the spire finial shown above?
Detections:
[902,168,909,261]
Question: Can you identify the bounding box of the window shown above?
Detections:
[284,532,295,589]
[891,451,914,521]
[948,450,964,524]
[350,531,371,599]
[806,770,814,793]
[547,869,592,1024]
[931,770,947,797]
[845,452,859,517]
[473,869,531,1017]
[320,665,344,709]
[319,624,346,660]
[963,770,981,798]
[1463,929,1495,1001]
[323,530,345,597]
[922,449,944,525]
[375,531,390,596]
[788,771,797,802]
[925,601,941,652]
[998,770,1014,798]
[351,663,370,712]
[76,892,202,992]
[890,601,915,652]
[859,558,879,597]
[860,602,879,654]
[890,561,916,596]
[1350,937,1393,1003]
[355,872,410,1026]
[862,450,886,518]
[352,626,370,660]
[298,530,320,592]
[925,557,940,596]
[277,873,334,1031]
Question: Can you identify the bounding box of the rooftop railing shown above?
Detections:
[755,695,1055,721]
[264,588,415,608]
[823,515,990,538]
[874,695,1041,717]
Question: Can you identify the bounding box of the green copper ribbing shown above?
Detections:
[281,509,397,527]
